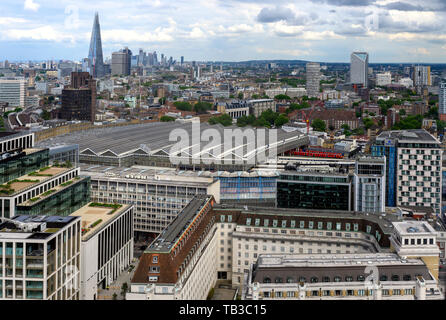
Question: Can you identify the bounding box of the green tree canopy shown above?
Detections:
[274,94,291,100]
[173,101,192,111]
[194,102,212,114]
[160,116,175,122]
[311,118,326,132]
[209,114,233,126]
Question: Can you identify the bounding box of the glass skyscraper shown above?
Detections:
[87,12,105,78]
[350,52,369,88]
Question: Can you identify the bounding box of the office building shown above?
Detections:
[350,52,369,88]
[376,72,392,87]
[60,72,96,122]
[0,132,46,185]
[0,215,81,300]
[412,66,431,88]
[244,253,443,300]
[248,99,276,117]
[112,48,132,76]
[0,78,25,107]
[276,168,353,211]
[439,79,446,121]
[0,132,91,220]
[354,157,386,213]
[306,62,320,97]
[127,196,217,300]
[81,165,220,235]
[127,198,444,300]
[372,129,442,215]
[87,13,105,78]
[71,203,134,300]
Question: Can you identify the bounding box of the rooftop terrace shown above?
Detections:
[70,202,130,241]
[0,166,73,196]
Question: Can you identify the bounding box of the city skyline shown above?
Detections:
[1,0,446,63]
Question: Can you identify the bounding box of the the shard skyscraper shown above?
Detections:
[88,12,105,78]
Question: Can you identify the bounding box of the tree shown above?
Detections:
[399,109,406,116]
[160,116,175,122]
[112,293,118,300]
[363,117,374,130]
[41,110,51,120]
[391,115,422,130]
[173,101,193,111]
[274,114,289,127]
[238,92,244,100]
[159,97,166,105]
[274,94,291,101]
[193,102,212,114]
[341,124,350,131]
[311,119,326,132]
[209,114,233,126]
[121,282,128,296]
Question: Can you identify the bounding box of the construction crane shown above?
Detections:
[300,107,315,135]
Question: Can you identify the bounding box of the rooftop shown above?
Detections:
[0,166,74,197]
[376,129,440,144]
[70,202,131,241]
[0,215,79,240]
[80,164,279,181]
[393,221,437,236]
[37,122,306,162]
[215,204,402,235]
[147,195,212,253]
[252,253,434,283]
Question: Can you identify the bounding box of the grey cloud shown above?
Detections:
[257,6,295,23]
[256,6,319,26]
[378,12,443,33]
[309,0,376,6]
[380,1,425,11]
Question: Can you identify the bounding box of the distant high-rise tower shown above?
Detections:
[306,62,321,98]
[350,52,369,88]
[439,79,446,121]
[88,12,105,78]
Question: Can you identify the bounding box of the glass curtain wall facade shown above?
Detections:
[0,149,49,184]
[16,177,91,217]
[277,174,352,211]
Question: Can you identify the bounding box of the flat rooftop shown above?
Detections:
[0,166,73,196]
[0,215,79,240]
[70,202,131,241]
[80,164,279,181]
[393,221,437,236]
[376,129,440,144]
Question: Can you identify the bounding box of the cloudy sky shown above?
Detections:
[1,0,446,63]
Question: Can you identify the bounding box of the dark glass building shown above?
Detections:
[276,172,352,211]
[60,72,96,122]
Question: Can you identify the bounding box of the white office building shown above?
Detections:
[0,215,81,300]
[0,78,26,107]
[376,72,392,87]
[71,203,134,300]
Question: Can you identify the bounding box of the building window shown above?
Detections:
[327,222,332,230]
[309,221,314,229]
[299,221,305,228]
[152,256,158,264]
